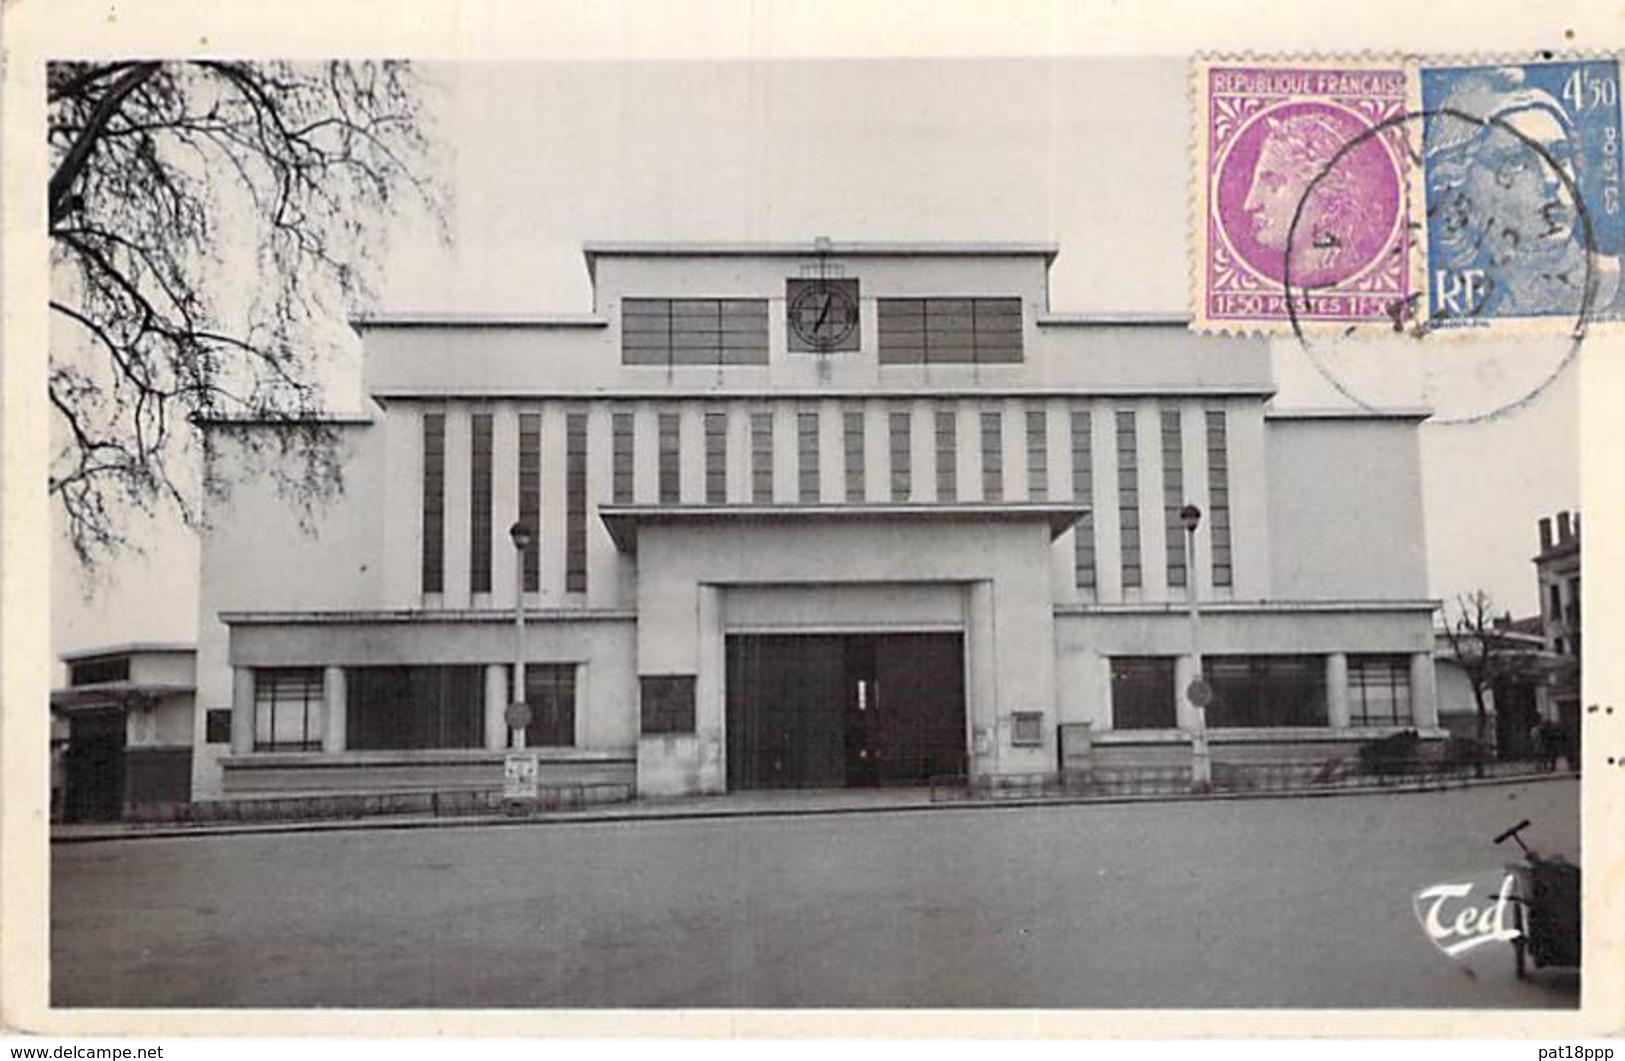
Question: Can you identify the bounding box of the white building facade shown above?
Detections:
[192,242,1440,802]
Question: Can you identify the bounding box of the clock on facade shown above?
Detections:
[787,277,860,352]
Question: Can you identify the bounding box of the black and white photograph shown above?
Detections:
[3,0,1621,1042]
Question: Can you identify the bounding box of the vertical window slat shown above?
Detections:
[750,412,774,503]
[935,409,957,502]
[1026,408,1048,501]
[518,413,540,593]
[844,410,866,502]
[705,412,728,503]
[1070,406,1096,590]
[421,413,445,595]
[981,409,1003,502]
[889,410,912,501]
[611,412,634,504]
[1117,409,1141,589]
[1161,409,1185,588]
[658,411,681,504]
[798,412,821,503]
[470,412,493,594]
[1206,410,1233,588]
[565,412,587,593]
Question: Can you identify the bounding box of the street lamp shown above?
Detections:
[1180,503,1212,790]
[508,520,534,749]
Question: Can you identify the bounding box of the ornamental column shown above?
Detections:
[1326,653,1350,728]
[1410,652,1440,729]
[484,663,508,751]
[230,667,255,755]
[322,665,347,753]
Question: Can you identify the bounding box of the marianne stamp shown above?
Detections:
[1421,58,1624,327]
[1193,58,1416,333]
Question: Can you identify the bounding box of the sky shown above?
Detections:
[50,56,1580,660]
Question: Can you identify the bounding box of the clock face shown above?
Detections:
[787,278,860,352]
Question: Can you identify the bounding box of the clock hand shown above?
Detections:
[814,293,832,333]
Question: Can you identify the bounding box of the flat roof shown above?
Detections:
[351,312,608,331]
[583,239,1061,267]
[60,642,195,663]
[1036,312,1192,327]
[598,501,1088,552]
[1264,406,1433,423]
[51,681,196,713]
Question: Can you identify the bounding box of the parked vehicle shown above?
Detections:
[1494,819,1581,978]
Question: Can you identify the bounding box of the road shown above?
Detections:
[51,779,1580,1008]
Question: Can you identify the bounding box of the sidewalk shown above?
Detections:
[49,767,1578,844]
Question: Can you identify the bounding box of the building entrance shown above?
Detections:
[64,708,125,822]
[725,633,966,790]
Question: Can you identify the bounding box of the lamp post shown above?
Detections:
[508,520,533,749]
[1181,503,1212,791]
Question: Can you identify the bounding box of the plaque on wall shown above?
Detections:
[641,675,697,735]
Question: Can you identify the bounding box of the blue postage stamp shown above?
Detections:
[1422,59,1624,326]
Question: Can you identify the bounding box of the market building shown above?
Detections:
[191,241,1441,803]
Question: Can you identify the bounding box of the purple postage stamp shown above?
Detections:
[1194,58,1416,332]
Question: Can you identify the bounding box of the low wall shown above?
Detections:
[218,749,635,798]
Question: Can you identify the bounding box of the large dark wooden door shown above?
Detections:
[871,632,967,784]
[726,635,847,789]
[726,633,966,790]
[64,709,126,823]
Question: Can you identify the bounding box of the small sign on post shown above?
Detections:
[503,750,539,810]
[1186,679,1214,792]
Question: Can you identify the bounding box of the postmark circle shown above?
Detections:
[1283,106,1598,426]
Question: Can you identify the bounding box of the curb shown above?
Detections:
[49,770,1579,845]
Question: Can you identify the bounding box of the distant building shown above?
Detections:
[50,644,196,821]
[1435,510,1581,763]
[1536,510,1582,752]
[191,241,1442,803]
[1434,624,1549,759]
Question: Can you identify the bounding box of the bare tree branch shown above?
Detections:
[48,59,445,571]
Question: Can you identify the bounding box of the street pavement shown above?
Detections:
[50,779,1580,1009]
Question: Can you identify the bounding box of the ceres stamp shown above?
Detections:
[1193,58,1415,332]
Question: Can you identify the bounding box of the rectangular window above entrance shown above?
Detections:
[622,298,769,366]
[877,298,1023,364]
